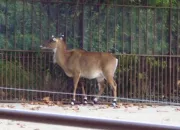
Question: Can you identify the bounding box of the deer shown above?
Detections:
[40,35,118,106]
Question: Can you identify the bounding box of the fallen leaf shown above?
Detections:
[30,106,41,110]
[98,106,106,109]
[124,108,128,112]
[42,97,51,104]
[20,124,25,128]
[1,104,5,108]
[128,104,134,107]
[30,102,35,105]
[21,98,26,102]
[7,105,15,108]
[48,101,55,106]
[124,105,128,108]
[163,118,170,121]
[72,106,79,112]
[156,110,168,112]
[56,101,63,106]
[138,107,142,110]
[175,108,180,111]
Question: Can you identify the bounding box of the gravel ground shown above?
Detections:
[0,103,180,130]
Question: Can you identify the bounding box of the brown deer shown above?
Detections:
[40,35,118,106]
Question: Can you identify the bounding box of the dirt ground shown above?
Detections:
[0,102,180,130]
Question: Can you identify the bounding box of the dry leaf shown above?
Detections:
[156,110,168,112]
[98,106,106,109]
[1,104,5,108]
[124,105,128,108]
[42,97,51,103]
[138,107,142,110]
[163,118,170,121]
[20,124,25,128]
[7,105,15,108]
[56,101,63,106]
[30,106,41,110]
[48,101,55,106]
[72,106,79,112]
[30,102,35,105]
[128,104,134,107]
[21,98,26,102]
[175,108,180,111]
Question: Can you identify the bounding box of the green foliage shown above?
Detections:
[0,0,179,54]
[0,59,35,87]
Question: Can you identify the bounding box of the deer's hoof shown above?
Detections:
[112,101,117,107]
[93,98,98,104]
[83,98,88,105]
[84,101,87,104]
[71,100,75,105]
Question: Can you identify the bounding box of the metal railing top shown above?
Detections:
[0,108,179,130]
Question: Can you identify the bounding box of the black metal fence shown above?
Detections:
[0,0,180,104]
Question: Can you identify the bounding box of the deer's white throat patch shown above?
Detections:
[53,48,57,63]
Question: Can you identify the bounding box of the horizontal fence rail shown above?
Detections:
[0,108,180,130]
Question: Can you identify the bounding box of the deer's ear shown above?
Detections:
[60,34,64,40]
[53,37,58,42]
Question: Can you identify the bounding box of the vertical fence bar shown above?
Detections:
[161,8,164,101]
[177,6,179,103]
[5,0,8,49]
[114,1,117,53]
[89,4,92,51]
[27,52,30,101]
[122,2,125,98]
[8,52,10,100]
[153,8,156,101]
[80,0,84,49]
[118,55,121,99]
[5,52,7,100]
[2,52,5,100]
[137,6,140,101]
[18,52,20,100]
[22,0,25,50]
[4,0,8,100]
[56,3,60,36]
[14,0,17,50]
[157,57,160,102]
[145,4,148,101]
[98,1,100,52]
[130,7,133,99]
[31,0,34,49]
[39,1,43,100]
[0,51,3,100]
[47,1,50,38]
[172,57,175,102]
[169,0,172,103]
[125,56,128,98]
[106,3,108,52]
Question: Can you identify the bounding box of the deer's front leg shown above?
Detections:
[81,84,87,104]
[71,73,80,105]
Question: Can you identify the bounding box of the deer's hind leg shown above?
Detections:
[93,77,106,104]
[106,76,117,107]
[79,80,88,104]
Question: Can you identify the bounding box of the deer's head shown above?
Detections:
[40,35,65,50]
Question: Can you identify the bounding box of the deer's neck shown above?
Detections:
[55,42,68,69]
